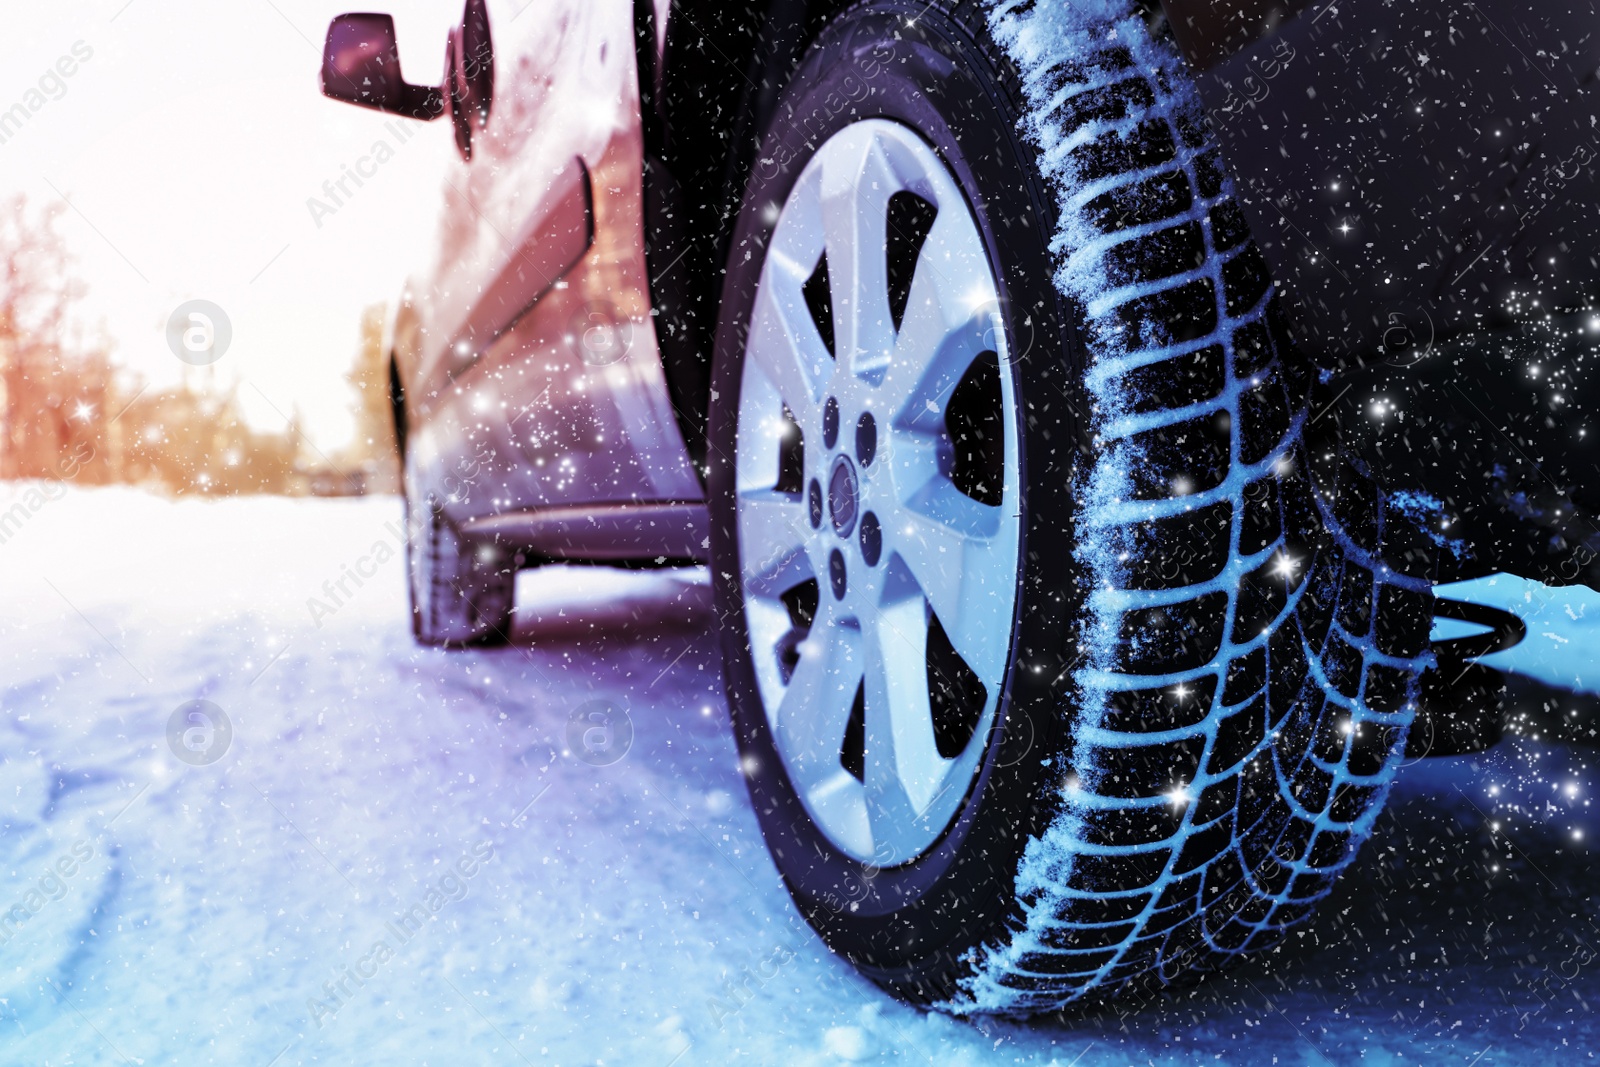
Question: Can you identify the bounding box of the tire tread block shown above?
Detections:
[1117,592,1230,674]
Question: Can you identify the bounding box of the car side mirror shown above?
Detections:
[321,13,444,120]
[453,0,494,130]
[444,0,494,159]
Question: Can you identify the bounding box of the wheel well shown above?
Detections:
[388,355,407,461]
[636,1,1173,465]
[636,0,851,469]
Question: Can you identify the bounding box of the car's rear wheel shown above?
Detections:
[707,0,1432,1013]
[403,451,514,648]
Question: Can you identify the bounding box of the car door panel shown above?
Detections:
[403,0,701,527]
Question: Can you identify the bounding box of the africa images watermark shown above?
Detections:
[0,839,97,949]
[705,942,798,1029]
[0,440,97,546]
[166,699,233,766]
[566,699,634,767]
[305,516,415,628]
[305,118,419,229]
[304,445,493,628]
[305,839,496,1029]
[165,299,233,367]
[0,40,93,147]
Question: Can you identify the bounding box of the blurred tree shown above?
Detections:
[114,380,303,496]
[337,302,400,494]
[0,195,128,485]
[0,193,345,498]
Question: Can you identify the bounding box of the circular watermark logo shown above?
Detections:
[566,699,633,767]
[1380,302,1435,367]
[568,304,635,367]
[166,699,233,766]
[166,299,233,366]
[995,707,1038,770]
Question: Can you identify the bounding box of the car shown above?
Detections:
[318,0,1595,1015]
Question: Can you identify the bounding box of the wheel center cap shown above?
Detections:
[828,455,859,537]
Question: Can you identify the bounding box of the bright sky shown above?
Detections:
[0,0,468,450]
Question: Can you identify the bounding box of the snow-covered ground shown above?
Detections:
[1,485,1597,1065]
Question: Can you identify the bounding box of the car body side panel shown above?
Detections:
[1168,0,1600,360]
[398,0,702,529]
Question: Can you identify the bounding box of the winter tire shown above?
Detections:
[403,455,514,648]
[706,0,1434,1014]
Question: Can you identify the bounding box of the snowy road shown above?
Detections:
[1,486,1597,1065]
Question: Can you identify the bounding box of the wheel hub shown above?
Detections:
[828,454,860,537]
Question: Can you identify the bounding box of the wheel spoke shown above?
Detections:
[748,251,831,417]
[776,609,864,798]
[738,491,811,596]
[878,213,1004,427]
[902,206,997,335]
[820,133,896,375]
[877,332,989,441]
[876,262,998,451]
[880,493,1014,684]
[862,602,933,844]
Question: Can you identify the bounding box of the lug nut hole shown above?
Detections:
[859,511,881,567]
[856,412,877,467]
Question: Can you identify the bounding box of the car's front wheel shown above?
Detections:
[708,0,1432,1014]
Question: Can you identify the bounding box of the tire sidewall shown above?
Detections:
[707,1,1086,995]
[404,446,502,647]
[403,450,434,642]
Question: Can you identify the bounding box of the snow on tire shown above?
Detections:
[707,0,1434,1015]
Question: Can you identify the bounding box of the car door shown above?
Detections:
[398,0,701,527]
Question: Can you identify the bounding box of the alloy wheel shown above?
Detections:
[734,120,1022,865]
